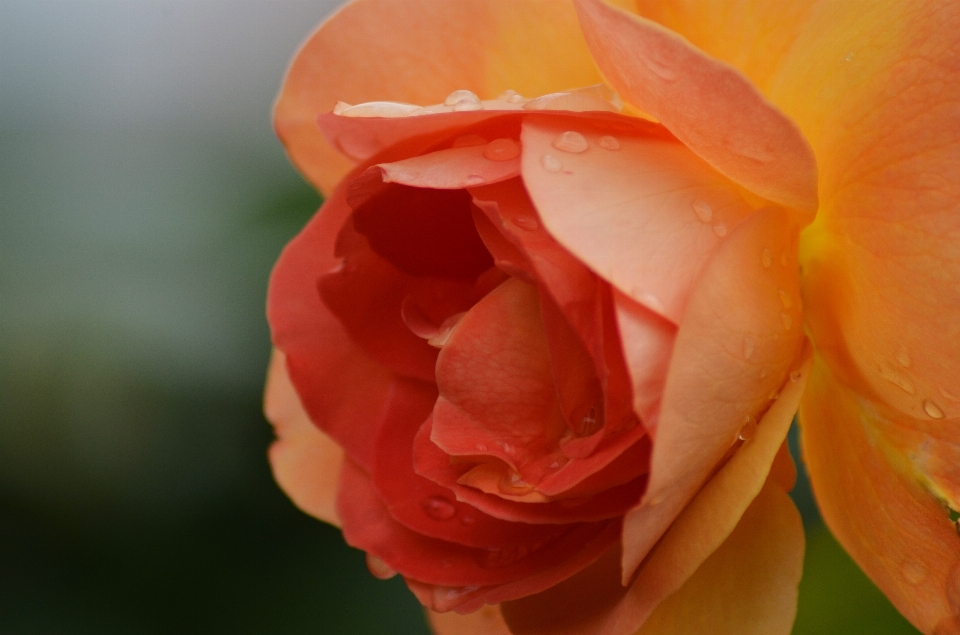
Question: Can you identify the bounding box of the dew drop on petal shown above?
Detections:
[844,51,855,62]
[692,199,713,223]
[482,545,529,569]
[552,131,589,153]
[598,135,621,150]
[896,345,912,368]
[790,370,803,382]
[778,289,793,309]
[463,174,485,186]
[453,99,484,112]
[421,495,458,520]
[541,154,562,173]
[445,89,480,106]
[924,399,946,420]
[781,312,793,330]
[743,336,755,360]
[713,223,728,237]
[761,248,773,268]
[738,415,757,442]
[511,215,539,231]
[366,553,398,580]
[760,368,769,379]
[483,138,521,161]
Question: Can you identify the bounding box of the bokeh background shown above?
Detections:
[0,1,921,633]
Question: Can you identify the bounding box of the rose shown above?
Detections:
[264,1,960,634]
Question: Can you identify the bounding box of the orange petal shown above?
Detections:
[620,207,805,580]
[379,142,521,190]
[501,478,804,635]
[800,358,960,634]
[520,116,756,323]
[427,605,512,635]
[264,349,344,527]
[571,0,818,213]
[275,0,602,193]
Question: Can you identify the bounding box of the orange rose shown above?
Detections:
[265,1,960,633]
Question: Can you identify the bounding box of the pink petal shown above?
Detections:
[379,142,521,190]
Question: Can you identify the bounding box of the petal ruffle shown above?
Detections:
[275,0,603,193]
[800,358,960,634]
[571,0,818,213]
[264,349,344,527]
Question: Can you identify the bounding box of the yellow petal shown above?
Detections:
[636,480,804,635]
[275,0,602,194]
[800,358,960,634]
[264,349,344,527]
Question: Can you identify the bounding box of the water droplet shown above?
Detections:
[445,89,480,106]
[421,495,458,521]
[761,248,773,268]
[642,56,677,80]
[924,399,946,419]
[453,99,484,112]
[692,199,713,222]
[896,346,912,368]
[511,215,539,231]
[781,312,793,330]
[463,174,485,186]
[340,101,424,118]
[878,365,916,394]
[713,223,728,237]
[598,135,621,150]
[452,134,487,148]
[903,559,929,585]
[552,131,589,153]
[790,370,803,382]
[778,289,793,309]
[476,442,488,452]
[760,368,769,379]
[738,415,758,442]
[482,545,529,568]
[502,442,514,454]
[483,138,520,161]
[647,491,666,506]
[549,461,561,469]
[366,553,397,579]
[499,471,533,495]
[941,387,960,403]
[432,585,481,612]
[498,89,523,102]
[844,51,855,62]
[743,337,755,360]
[459,514,476,526]
[541,154,562,173]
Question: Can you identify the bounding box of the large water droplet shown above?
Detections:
[692,199,713,223]
[552,131,589,153]
[483,138,520,161]
[761,248,773,268]
[366,553,398,579]
[896,345,912,368]
[713,223,728,237]
[511,215,539,231]
[445,89,480,106]
[778,289,793,309]
[781,312,793,330]
[903,559,929,585]
[421,495,458,520]
[482,545,529,569]
[924,399,946,419]
[743,337,755,360]
[738,415,758,442]
[598,135,621,150]
[541,154,562,173]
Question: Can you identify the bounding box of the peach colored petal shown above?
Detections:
[620,207,805,580]
[427,605,512,635]
[520,117,756,323]
[275,0,602,193]
[501,478,804,635]
[801,358,960,634]
[379,143,521,190]
[264,349,344,527]
[572,0,818,213]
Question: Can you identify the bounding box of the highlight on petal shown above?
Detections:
[501,478,805,635]
[620,207,805,579]
[264,349,344,527]
[275,0,603,193]
[800,359,960,634]
[520,116,756,323]
[572,0,818,213]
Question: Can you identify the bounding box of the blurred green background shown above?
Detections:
[0,1,919,633]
